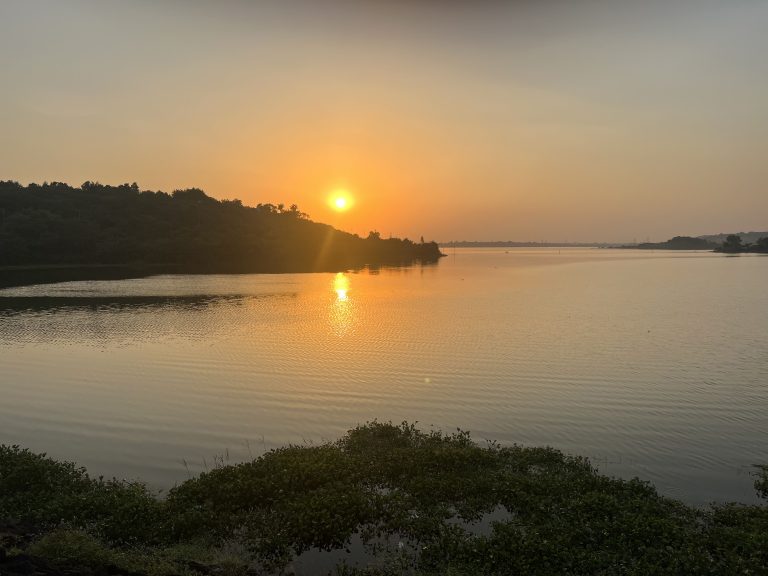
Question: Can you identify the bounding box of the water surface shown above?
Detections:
[1,249,766,505]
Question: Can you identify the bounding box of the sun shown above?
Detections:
[328,189,354,212]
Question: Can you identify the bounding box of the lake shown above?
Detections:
[1,248,766,505]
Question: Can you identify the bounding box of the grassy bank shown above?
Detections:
[1,422,766,575]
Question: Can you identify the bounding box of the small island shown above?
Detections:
[0,181,443,288]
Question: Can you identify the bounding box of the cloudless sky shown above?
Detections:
[1,0,766,242]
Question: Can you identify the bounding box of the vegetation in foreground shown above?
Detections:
[0,181,443,275]
[1,422,767,575]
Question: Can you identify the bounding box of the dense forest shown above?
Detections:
[0,181,443,274]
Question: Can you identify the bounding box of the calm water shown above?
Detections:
[1,249,766,505]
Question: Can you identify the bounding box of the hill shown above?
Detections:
[0,181,442,278]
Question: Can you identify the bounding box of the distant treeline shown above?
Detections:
[701,231,768,245]
[621,235,768,252]
[714,234,768,254]
[620,236,718,250]
[444,235,768,253]
[0,181,443,273]
[439,241,611,248]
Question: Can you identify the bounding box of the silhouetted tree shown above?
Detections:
[172,188,211,203]
[722,235,743,253]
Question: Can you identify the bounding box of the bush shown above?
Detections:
[0,445,165,544]
[3,423,768,575]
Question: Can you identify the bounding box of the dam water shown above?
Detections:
[1,248,766,505]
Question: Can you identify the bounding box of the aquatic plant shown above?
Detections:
[1,423,766,575]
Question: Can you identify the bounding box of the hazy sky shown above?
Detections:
[1,0,766,242]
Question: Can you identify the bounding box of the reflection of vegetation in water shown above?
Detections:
[0,295,248,315]
[0,266,157,290]
[1,422,767,575]
[0,295,268,346]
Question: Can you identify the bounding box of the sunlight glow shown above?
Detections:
[334,272,350,301]
[328,189,353,212]
[330,272,354,337]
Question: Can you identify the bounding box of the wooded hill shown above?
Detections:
[0,181,442,272]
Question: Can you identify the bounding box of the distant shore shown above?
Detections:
[441,233,768,254]
[438,241,615,248]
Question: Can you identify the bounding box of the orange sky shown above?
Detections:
[1,1,766,242]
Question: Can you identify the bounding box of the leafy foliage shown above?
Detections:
[756,465,768,501]
[0,445,165,544]
[2,423,767,575]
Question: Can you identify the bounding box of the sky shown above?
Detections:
[1,0,766,243]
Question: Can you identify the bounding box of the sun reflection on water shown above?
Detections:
[334,272,350,301]
[330,273,354,336]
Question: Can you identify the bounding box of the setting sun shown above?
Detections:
[329,189,353,212]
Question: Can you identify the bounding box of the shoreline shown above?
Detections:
[0,258,443,290]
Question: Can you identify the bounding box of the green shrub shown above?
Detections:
[27,529,117,568]
[756,464,768,501]
[0,445,165,544]
[3,423,768,575]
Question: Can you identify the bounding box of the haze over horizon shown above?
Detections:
[1,0,766,243]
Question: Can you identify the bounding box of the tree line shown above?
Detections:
[716,234,768,253]
[619,234,768,252]
[0,181,443,272]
